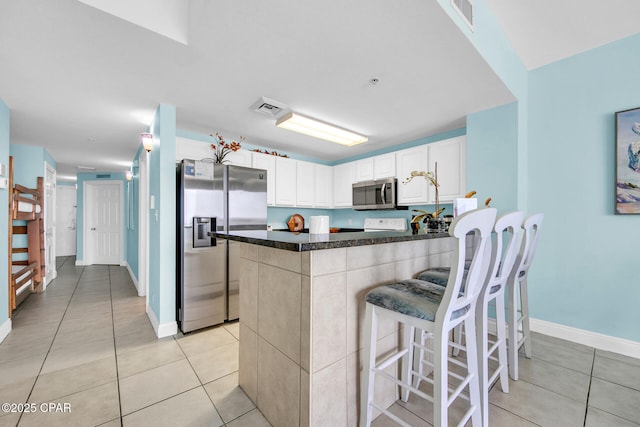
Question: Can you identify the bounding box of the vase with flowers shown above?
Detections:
[210,132,245,164]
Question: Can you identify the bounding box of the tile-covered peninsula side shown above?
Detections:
[237,236,456,426]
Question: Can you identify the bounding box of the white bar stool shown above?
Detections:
[414,211,524,427]
[507,213,544,380]
[360,208,496,427]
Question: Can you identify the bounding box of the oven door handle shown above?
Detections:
[380,183,386,205]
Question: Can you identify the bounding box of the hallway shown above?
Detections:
[0,257,270,426]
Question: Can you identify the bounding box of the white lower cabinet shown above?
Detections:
[252,152,276,206]
[333,162,355,207]
[314,164,333,207]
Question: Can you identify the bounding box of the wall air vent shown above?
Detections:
[452,0,473,29]
[96,174,112,179]
[250,97,289,119]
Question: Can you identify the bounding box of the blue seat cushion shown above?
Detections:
[365,279,470,322]
[417,261,501,294]
[416,267,456,287]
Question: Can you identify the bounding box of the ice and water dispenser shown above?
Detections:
[193,217,216,247]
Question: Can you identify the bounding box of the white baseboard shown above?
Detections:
[487,317,640,360]
[124,262,139,293]
[530,318,640,359]
[75,259,84,266]
[146,306,177,339]
[0,318,12,344]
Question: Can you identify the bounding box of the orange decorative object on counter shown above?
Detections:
[287,214,304,232]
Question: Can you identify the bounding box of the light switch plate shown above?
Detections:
[0,177,8,189]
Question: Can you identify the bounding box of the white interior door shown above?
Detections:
[44,162,57,286]
[85,181,123,265]
[56,186,77,256]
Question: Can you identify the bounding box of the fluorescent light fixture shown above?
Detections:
[276,112,367,146]
[141,132,153,152]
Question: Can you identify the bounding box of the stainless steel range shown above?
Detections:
[363,217,408,232]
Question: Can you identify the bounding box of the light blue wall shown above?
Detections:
[437,0,528,209]
[76,172,128,263]
[526,33,640,341]
[147,104,177,325]
[467,102,519,214]
[9,144,45,188]
[0,99,10,325]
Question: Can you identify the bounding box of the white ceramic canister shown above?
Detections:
[309,215,330,234]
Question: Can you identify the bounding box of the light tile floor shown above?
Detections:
[1,257,639,426]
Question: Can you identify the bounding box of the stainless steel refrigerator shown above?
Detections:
[176,159,267,333]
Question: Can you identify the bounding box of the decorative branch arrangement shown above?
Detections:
[403,161,441,223]
[209,132,244,164]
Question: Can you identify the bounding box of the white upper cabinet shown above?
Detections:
[374,153,396,178]
[333,162,355,207]
[314,164,333,207]
[396,145,430,205]
[296,160,315,207]
[355,153,396,182]
[175,137,211,161]
[355,157,374,182]
[428,136,466,202]
[252,152,276,206]
[225,149,252,167]
[275,156,297,206]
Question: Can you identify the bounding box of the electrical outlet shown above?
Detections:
[348,219,352,225]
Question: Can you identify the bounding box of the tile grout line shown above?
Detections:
[16,262,85,426]
[172,335,229,426]
[583,348,596,427]
[108,265,125,427]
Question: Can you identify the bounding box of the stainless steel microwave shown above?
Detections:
[352,178,398,210]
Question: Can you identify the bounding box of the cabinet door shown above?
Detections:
[275,157,297,206]
[252,152,276,206]
[333,162,355,207]
[396,146,429,205]
[314,164,333,207]
[355,158,374,182]
[226,149,252,167]
[374,153,396,179]
[428,136,466,202]
[296,160,314,207]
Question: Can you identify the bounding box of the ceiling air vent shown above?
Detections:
[250,97,288,119]
[451,0,473,29]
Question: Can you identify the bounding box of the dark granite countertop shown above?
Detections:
[212,229,449,252]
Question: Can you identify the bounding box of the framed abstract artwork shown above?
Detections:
[615,107,640,214]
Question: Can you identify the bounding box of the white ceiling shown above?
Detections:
[485,0,640,70]
[1,1,638,180]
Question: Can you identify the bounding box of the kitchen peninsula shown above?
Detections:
[215,229,455,426]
